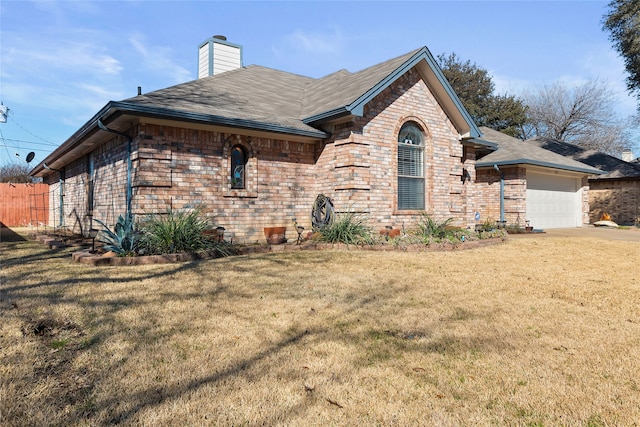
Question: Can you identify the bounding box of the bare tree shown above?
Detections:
[521,80,633,155]
[0,162,33,183]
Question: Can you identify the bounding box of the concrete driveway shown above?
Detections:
[526,226,640,242]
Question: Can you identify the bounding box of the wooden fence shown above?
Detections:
[0,183,49,227]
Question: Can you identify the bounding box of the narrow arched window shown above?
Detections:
[397,122,425,210]
[230,145,246,189]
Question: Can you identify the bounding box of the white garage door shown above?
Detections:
[526,171,581,229]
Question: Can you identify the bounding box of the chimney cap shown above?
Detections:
[213,35,227,41]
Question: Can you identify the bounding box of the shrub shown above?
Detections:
[314,211,374,245]
[94,214,139,256]
[414,215,453,239]
[413,214,470,243]
[139,207,232,256]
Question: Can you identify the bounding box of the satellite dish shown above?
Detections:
[26,152,35,163]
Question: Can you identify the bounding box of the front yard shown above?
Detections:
[1,229,639,426]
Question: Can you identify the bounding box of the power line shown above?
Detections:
[5,111,59,146]
[0,128,13,160]
[0,139,58,148]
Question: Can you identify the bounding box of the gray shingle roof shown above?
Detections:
[526,137,640,179]
[125,50,422,133]
[300,49,421,119]
[32,46,482,176]
[125,65,321,135]
[123,47,470,137]
[476,127,604,175]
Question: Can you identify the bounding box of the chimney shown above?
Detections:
[198,35,243,78]
[622,149,634,162]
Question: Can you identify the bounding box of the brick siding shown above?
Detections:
[47,68,555,242]
[589,179,640,225]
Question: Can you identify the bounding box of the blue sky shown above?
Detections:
[1,0,638,167]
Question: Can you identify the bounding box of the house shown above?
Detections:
[30,36,602,242]
[527,137,640,225]
[474,128,603,229]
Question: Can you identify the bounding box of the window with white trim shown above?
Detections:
[397,122,425,210]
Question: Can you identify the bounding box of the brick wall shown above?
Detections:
[589,179,640,225]
[47,68,488,243]
[475,166,527,227]
[315,69,472,232]
[42,130,133,234]
[133,124,318,243]
[581,176,590,225]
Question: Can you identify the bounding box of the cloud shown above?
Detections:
[3,35,123,76]
[268,27,350,77]
[1,32,125,124]
[128,33,193,84]
[284,28,345,55]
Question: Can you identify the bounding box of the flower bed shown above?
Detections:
[70,233,508,266]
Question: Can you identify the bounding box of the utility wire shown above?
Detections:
[5,111,58,146]
[1,138,60,147]
[0,128,13,160]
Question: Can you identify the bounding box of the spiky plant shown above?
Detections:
[315,211,374,245]
[138,207,231,256]
[94,214,139,256]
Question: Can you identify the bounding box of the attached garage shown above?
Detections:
[475,127,604,230]
[526,170,582,229]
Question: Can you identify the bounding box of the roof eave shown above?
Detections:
[476,158,605,175]
[302,106,352,125]
[113,101,328,138]
[463,137,498,150]
[31,101,328,177]
[30,102,117,176]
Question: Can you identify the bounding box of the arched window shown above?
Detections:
[230,145,246,189]
[397,122,425,210]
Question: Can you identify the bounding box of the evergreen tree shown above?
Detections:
[438,53,528,138]
[603,0,640,111]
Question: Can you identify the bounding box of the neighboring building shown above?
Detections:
[30,37,602,242]
[528,137,640,225]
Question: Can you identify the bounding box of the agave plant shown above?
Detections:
[94,214,138,256]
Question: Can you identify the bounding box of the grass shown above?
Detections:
[1,229,640,425]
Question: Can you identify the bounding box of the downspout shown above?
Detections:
[493,164,505,224]
[98,120,132,218]
[43,163,65,228]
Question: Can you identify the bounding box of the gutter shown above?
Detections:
[493,164,505,224]
[476,159,605,175]
[110,101,328,139]
[31,100,328,177]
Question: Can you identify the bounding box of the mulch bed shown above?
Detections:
[68,235,508,266]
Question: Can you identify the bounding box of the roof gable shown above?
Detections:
[301,47,481,138]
